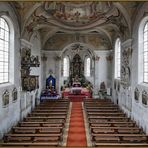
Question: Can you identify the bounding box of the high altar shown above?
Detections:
[62,54,92,99]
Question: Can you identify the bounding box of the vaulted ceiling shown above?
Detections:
[10,1,144,51]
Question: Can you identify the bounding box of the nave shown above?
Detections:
[1,1,148,147]
[1,98,148,147]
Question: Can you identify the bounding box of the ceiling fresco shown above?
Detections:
[44,33,111,51]
[43,2,113,27]
[10,1,144,51]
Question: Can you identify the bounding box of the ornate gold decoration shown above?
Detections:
[21,48,40,91]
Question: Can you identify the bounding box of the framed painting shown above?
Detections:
[2,90,9,107]
[134,87,139,102]
[142,90,148,106]
[12,88,17,102]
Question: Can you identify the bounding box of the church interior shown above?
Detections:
[1,1,148,147]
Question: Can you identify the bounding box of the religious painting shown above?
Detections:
[21,48,31,65]
[43,2,112,26]
[134,87,139,102]
[22,76,39,91]
[2,90,9,107]
[21,69,30,77]
[12,88,17,102]
[142,90,148,106]
[22,77,30,91]
[30,77,36,89]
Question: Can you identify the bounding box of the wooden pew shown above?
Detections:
[85,107,119,110]
[25,116,66,121]
[88,116,130,120]
[29,112,67,116]
[86,109,121,113]
[1,142,59,146]
[36,106,68,109]
[93,134,148,143]
[94,143,148,147]
[90,122,136,127]
[12,126,63,134]
[19,122,64,127]
[84,99,148,145]
[33,109,68,112]
[87,112,125,116]
[2,99,70,147]
[4,133,62,142]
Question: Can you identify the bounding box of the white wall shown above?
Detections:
[0,2,21,139]
[19,31,42,121]
[41,51,61,93]
[131,2,148,134]
[30,31,42,102]
[112,2,148,134]
[94,50,113,95]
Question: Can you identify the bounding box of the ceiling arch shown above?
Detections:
[61,42,96,58]
[12,1,141,50]
[113,2,131,36]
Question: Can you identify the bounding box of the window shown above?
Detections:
[143,22,148,83]
[85,57,91,77]
[114,38,121,79]
[0,17,9,84]
[63,57,69,77]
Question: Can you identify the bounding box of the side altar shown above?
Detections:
[40,75,60,101]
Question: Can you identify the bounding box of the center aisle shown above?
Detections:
[67,102,87,147]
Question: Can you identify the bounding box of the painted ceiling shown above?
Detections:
[10,1,144,51]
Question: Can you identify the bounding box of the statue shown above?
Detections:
[100,81,106,90]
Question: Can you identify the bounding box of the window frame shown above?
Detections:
[85,57,91,77]
[63,56,69,77]
[0,17,10,84]
[143,22,148,83]
[114,38,121,79]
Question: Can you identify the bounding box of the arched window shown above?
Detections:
[114,38,121,79]
[63,56,69,77]
[85,57,91,77]
[143,22,148,83]
[0,17,9,84]
[138,16,148,84]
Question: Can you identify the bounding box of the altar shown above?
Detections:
[62,54,92,101]
[40,75,61,102]
[62,87,91,98]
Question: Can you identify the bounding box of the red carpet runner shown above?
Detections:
[67,102,87,147]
